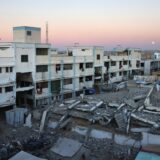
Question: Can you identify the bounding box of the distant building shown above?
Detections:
[140,51,160,77]
[103,48,141,83]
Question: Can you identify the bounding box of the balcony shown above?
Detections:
[94,72,102,80]
[16,82,34,92]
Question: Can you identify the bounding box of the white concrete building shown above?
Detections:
[0,26,142,109]
[103,48,141,83]
[0,43,16,109]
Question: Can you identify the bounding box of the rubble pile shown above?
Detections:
[86,137,138,160]
[150,86,160,107]
[1,84,160,160]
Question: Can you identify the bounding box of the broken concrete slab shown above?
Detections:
[133,95,146,101]
[9,151,47,160]
[115,112,127,131]
[145,106,160,112]
[65,99,76,104]
[124,99,138,109]
[90,101,103,112]
[32,110,41,120]
[130,128,150,133]
[39,110,48,133]
[108,102,120,108]
[68,101,81,109]
[59,118,71,129]
[48,121,58,129]
[131,113,159,128]
[50,137,82,157]
[24,113,32,128]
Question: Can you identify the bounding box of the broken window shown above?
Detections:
[79,63,84,71]
[119,61,122,68]
[85,76,92,81]
[36,48,48,55]
[36,83,42,94]
[64,64,72,70]
[123,71,127,76]
[51,80,60,93]
[86,63,93,68]
[64,78,72,85]
[111,61,116,66]
[141,63,144,67]
[36,82,48,94]
[37,82,48,88]
[119,72,122,76]
[56,64,61,72]
[79,77,83,83]
[68,51,73,56]
[5,86,13,92]
[26,30,31,36]
[6,67,13,73]
[6,67,9,73]
[129,61,132,67]
[123,61,128,65]
[0,87,2,93]
[110,72,116,78]
[36,65,48,72]
[10,67,13,72]
[64,93,72,99]
[136,61,140,68]
[6,67,13,72]
[97,54,100,60]
[21,55,28,62]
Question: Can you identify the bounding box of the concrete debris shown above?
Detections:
[68,100,81,109]
[131,113,159,128]
[24,113,32,128]
[1,83,160,160]
[115,112,127,131]
[108,102,120,108]
[124,99,138,109]
[32,110,41,120]
[39,110,48,133]
[59,103,64,107]
[39,107,52,133]
[59,118,71,129]
[9,150,47,160]
[90,101,103,112]
[133,95,146,101]
[50,137,82,157]
[145,106,160,112]
[48,121,58,129]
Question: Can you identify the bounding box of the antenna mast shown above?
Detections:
[46,22,48,43]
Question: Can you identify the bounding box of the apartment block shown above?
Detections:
[103,48,141,83]
[0,26,142,109]
[141,52,160,78]
[0,43,16,109]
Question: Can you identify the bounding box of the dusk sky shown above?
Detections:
[1,0,160,50]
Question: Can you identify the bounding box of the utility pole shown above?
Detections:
[46,22,48,43]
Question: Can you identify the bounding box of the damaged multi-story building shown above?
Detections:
[103,48,141,83]
[0,26,142,109]
[141,52,160,78]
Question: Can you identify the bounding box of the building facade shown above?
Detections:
[141,53,160,78]
[0,26,142,109]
